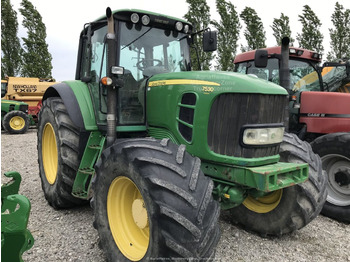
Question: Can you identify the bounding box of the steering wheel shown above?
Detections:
[136,59,163,71]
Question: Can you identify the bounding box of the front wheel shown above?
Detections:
[229,133,327,236]
[92,138,220,261]
[37,97,87,208]
[3,110,29,134]
[311,132,350,223]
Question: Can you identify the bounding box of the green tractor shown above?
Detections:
[37,8,326,261]
[1,100,31,134]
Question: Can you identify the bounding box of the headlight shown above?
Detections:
[175,21,183,31]
[130,13,139,23]
[142,15,150,26]
[242,126,285,146]
[184,24,189,33]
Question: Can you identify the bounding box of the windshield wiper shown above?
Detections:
[122,27,152,50]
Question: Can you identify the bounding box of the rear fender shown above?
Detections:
[43,81,97,130]
[299,91,350,133]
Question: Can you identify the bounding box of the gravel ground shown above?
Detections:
[1,128,349,262]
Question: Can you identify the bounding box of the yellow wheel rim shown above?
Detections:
[9,116,25,130]
[107,176,149,261]
[243,190,283,213]
[42,123,58,184]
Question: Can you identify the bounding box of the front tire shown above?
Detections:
[92,138,220,261]
[37,97,86,208]
[311,132,350,223]
[229,133,327,236]
[3,110,29,134]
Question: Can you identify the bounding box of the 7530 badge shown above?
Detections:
[202,86,214,93]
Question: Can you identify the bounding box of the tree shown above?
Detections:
[184,0,213,70]
[211,0,241,71]
[19,0,53,78]
[240,7,266,52]
[1,0,23,78]
[327,2,350,61]
[271,13,294,46]
[296,5,324,54]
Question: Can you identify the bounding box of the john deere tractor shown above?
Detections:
[37,9,326,261]
[1,99,30,134]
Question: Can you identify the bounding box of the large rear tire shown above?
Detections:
[311,132,350,223]
[3,110,29,134]
[37,97,87,209]
[92,138,220,261]
[229,133,327,236]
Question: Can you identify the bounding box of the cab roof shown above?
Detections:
[234,46,322,64]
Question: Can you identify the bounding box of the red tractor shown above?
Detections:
[234,38,350,223]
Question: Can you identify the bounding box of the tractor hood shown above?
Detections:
[146,70,289,166]
[1,99,28,112]
[1,99,28,106]
[148,71,288,95]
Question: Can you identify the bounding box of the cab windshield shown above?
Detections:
[235,59,322,94]
[119,21,191,80]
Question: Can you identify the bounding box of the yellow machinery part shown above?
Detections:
[243,189,283,213]
[107,176,149,261]
[9,116,26,130]
[42,123,58,185]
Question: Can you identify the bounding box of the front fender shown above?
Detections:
[43,81,97,131]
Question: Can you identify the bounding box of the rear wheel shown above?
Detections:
[37,97,87,208]
[311,132,350,223]
[229,133,327,236]
[92,138,220,261]
[3,110,29,134]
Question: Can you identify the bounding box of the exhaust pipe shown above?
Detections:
[279,37,291,132]
[105,7,117,147]
[279,37,290,91]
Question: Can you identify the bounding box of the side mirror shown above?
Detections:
[254,49,268,68]
[203,30,217,52]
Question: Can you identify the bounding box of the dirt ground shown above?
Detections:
[1,128,349,262]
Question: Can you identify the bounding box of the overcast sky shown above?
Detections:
[10,0,350,81]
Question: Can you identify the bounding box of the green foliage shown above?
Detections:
[240,7,266,52]
[20,0,52,78]
[271,13,294,46]
[1,0,23,78]
[211,0,241,71]
[184,0,213,70]
[327,2,350,61]
[296,5,324,53]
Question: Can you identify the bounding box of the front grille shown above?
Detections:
[207,93,287,158]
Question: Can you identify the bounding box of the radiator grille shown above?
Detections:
[207,93,287,158]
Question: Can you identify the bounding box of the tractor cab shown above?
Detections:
[235,46,350,95]
[234,46,324,94]
[76,9,215,127]
[1,79,8,97]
